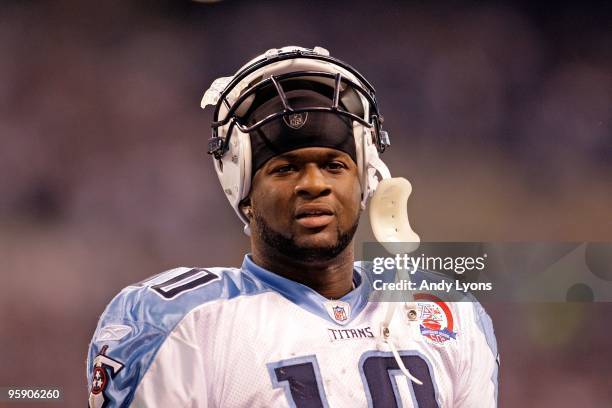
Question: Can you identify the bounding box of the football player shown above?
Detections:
[87,46,498,407]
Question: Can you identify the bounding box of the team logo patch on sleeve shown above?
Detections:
[415,293,457,345]
[89,345,125,408]
[91,366,107,395]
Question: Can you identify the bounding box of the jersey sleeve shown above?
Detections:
[454,301,499,407]
[86,266,229,407]
[87,316,167,407]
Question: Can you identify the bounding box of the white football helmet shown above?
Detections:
[201,46,418,249]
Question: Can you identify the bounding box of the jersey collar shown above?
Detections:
[242,254,371,326]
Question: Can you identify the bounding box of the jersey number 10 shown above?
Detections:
[268,352,439,408]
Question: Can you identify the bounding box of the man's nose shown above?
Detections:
[294,164,332,198]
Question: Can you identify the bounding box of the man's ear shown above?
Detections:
[239,198,253,220]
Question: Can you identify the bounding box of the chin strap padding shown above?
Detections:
[369,177,420,254]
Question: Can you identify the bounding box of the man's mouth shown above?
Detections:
[295,206,334,229]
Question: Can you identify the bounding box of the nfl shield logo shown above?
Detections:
[283,112,308,129]
[324,300,351,325]
[333,306,348,322]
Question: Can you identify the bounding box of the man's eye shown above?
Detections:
[325,162,346,171]
[274,164,295,173]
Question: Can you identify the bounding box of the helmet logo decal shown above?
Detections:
[283,112,308,129]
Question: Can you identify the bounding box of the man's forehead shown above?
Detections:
[269,147,351,162]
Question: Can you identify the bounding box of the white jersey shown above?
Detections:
[87,255,498,407]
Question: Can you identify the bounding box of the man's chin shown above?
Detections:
[292,233,339,251]
[290,229,355,262]
[254,212,358,262]
[287,243,344,263]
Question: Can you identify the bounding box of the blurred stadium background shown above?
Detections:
[1,0,611,406]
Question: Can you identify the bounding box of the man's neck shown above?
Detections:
[251,244,355,299]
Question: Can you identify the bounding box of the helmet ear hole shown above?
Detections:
[239,198,253,220]
[239,197,251,208]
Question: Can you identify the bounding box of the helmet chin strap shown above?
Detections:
[368,156,423,385]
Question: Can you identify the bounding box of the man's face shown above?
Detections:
[247,147,362,262]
